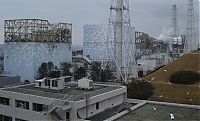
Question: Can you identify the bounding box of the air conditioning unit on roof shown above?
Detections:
[78,78,93,90]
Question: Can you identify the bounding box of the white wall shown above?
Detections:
[0,89,62,121]
[4,42,72,81]
[138,59,157,71]
[0,85,127,121]
[77,87,126,119]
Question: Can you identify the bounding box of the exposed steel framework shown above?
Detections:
[135,31,168,59]
[4,19,72,43]
[107,0,136,81]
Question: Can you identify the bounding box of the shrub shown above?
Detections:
[127,79,154,100]
[91,62,101,81]
[74,67,87,79]
[60,62,72,76]
[37,62,61,79]
[169,71,200,85]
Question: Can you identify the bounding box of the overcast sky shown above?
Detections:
[0,0,199,45]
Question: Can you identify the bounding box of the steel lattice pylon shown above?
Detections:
[106,0,137,81]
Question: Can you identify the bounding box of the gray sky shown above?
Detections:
[0,0,199,45]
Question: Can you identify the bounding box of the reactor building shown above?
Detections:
[83,24,135,60]
[83,23,136,81]
[83,24,109,60]
[4,19,72,81]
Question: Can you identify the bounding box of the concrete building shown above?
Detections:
[0,75,20,88]
[4,19,72,81]
[170,35,185,58]
[83,24,137,81]
[83,24,108,60]
[135,31,168,59]
[0,77,127,121]
[72,45,83,56]
[0,76,199,121]
[83,24,136,60]
[137,53,169,77]
[114,99,200,121]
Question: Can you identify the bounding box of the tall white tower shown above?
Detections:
[184,0,196,53]
[171,5,178,37]
[107,0,136,81]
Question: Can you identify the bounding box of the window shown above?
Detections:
[0,97,10,106]
[89,81,93,87]
[45,79,50,86]
[66,112,70,120]
[52,80,58,87]
[39,82,41,86]
[96,102,99,110]
[15,118,27,121]
[0,114,12,121]
[65,77,71,83]
[33,103,48,112]
[15,100,29,110]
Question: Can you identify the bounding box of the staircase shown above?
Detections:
[47,100,71,120]
[118,102,133,113]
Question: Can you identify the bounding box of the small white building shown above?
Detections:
[35,76,72,90]
[137,53,169,76]
[0,77,127,121]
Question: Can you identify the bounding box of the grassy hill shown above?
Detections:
[143,53,200,105]
[144,53,200,85]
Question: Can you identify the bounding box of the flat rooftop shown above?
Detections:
[117,104,200,121]
[88,102,136,121]
[3,84,121,101]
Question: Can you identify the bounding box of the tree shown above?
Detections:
[60,62,72,76]
[37,62,48,79]
[74,67,87,79]
[169,71,200,85]
[48,70,61,78]
[47,62,54,72]
[127,79,154,100]
[91,62,101,81]
[100,66,113,82]
[37,61,61,79]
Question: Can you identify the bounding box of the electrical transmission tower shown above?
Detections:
[184,0,196,53]
[107,0,136,81]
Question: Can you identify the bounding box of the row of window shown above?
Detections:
[44,79,58,87]
[0,114,27,121]
[0,97,9,106]
[52,80,58,87]
[0,114,12,121]
[0,97,48,112]
[15,100,29,110]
